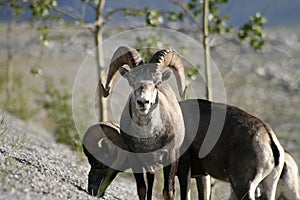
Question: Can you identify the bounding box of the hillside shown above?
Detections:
[0,24,299,199]
[0,112,139,200]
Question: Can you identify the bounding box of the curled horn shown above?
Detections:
[98,138,108,148]
[149,49,186,100]
[101,46,144,97]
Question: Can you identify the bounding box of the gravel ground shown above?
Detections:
[0,111,231,200]
[0,112,139,200]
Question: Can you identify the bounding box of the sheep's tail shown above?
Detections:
[266,124,284,168]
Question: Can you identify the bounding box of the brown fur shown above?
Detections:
[178,99,285,200]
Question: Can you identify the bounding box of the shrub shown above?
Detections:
[37,77,82,153]
[0,70,35,121]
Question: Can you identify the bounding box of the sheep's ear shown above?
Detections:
[162,69,172,81]
[119,67,128,77]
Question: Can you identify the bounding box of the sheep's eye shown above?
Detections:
[155,81,162,88]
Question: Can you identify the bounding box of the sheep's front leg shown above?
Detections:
[133,172,155,200]
[196,175,211,200]
[134,173,147,200]
[146,172,154,200]
[177,151,192,200]
[163,153,179,200]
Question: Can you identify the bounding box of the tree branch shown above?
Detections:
[52,6,94,32]
[86,0,97,11]
[103,7,181,25]
[103,7,127,23]
[52,6,83,22]
[168,0,202,30]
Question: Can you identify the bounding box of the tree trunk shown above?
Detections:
[202,0,212,101]
[6,14,14,109]
[94,0,107,122]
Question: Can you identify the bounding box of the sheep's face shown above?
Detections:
[87,166,107,196]
[84,145,110,196]
[119,64,172,115]
[84,138,120,196]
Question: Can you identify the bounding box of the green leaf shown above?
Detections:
[30,67,42,76]
[29,0,57,18]
[177,12,184,21]
[187,66,201,80]
[10,3,23,17]
[188,2,196,10]
[167,12,179,22]
[238,13,267,50]
[146,10,163,27]
[37,25,50,46]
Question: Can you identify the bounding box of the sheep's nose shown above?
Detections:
[137,99,149,107]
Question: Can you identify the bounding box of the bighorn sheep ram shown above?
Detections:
[82,122,155,199]
[100,46,186,199]
[178,99,285,200]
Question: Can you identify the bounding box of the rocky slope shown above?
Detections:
[0,112,139,200]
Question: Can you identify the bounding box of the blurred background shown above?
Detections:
[0,0,299,199]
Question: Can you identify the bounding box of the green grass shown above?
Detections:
[0,115,7,136]
[0,69,37,121]
[37,77,82,154]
